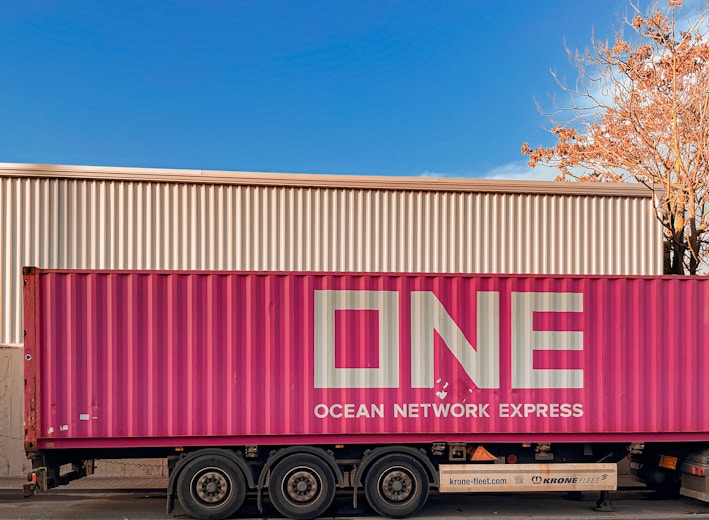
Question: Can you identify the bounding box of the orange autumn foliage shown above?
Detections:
[523,0,709,274]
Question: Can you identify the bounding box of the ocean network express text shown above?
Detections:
[313,402,584,419]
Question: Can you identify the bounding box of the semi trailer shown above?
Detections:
[22,267,709,519]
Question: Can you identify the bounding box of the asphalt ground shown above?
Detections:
[1,477,709,520]
[0,475,168,491]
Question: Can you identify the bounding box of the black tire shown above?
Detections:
[364,455,429,518]
[177,454,247,520]
[268,453,336,519]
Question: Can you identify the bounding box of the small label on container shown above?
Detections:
[79,414,90,421]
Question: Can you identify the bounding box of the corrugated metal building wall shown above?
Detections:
[0,162,663,476]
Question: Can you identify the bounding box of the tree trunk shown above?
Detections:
[663,237,686,275]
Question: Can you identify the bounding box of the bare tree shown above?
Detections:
[523,0,709,274]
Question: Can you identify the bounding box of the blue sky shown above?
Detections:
[0,1,640,178]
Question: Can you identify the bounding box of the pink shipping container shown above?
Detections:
[22,267,709,519]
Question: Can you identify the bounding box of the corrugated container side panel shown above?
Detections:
[27,270,708,445]
[2,177,662,348]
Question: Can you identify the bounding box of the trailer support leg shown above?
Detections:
[22,482,35,497]
[594,490,614,512]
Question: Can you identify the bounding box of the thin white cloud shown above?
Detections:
[418,170,448,178]
[417,162,559,181]
[481,161,560,181]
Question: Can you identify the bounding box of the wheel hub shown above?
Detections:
[286,469,319,502]
[194,470,229,503]
[381,469,412,502]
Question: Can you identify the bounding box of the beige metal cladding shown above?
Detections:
[0,163,662,348]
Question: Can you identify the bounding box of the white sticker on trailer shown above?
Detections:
[439,463,617,493]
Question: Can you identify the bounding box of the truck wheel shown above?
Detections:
[364,455,429,518]
[268,453,336,519]
[177,454,247,520]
